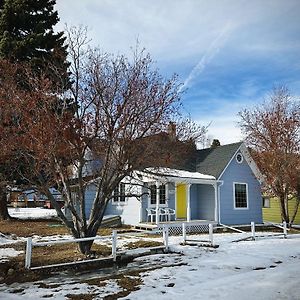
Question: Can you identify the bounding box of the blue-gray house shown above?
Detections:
[83,142,263,227]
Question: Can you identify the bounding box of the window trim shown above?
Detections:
[112,183,127,205]
[262,196,270,208]
[236,153,243,164]
[148,183,168,208]
[233,182,249,210]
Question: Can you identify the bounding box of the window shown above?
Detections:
[262,196,270,208]
[234,183,248,209]
[70,186,79,203]
[113,183,126,203]
[149,184,167,206]
[236,153,243,163]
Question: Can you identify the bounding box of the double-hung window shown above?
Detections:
[149,184,166,206]
[113,183,126,203]
[234,183,248,209]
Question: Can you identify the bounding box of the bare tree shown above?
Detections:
[0,60,28,220]
[3,27,205,254]
[239,86,300,225]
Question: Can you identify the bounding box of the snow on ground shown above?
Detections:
[8,208,58,220]
[126,233,300,300]
[0,248,23,262]
[0,232,300,299]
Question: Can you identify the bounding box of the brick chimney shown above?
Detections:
[167,122,176,140]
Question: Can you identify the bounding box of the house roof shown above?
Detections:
[196,142,243,178]
[138,167,216,185]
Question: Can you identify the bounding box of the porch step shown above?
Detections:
[100,215,122,228]
[134,224,158,231]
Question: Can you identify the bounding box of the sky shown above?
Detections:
[55,0,300,145]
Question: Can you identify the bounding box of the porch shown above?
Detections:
[139,168,219,226]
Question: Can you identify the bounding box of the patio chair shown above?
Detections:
[159,208,168,222]
[163,207,176,221]
[146,208,156,223]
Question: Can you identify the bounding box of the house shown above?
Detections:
[82,141,264,227]
[262,196,300,224]
[9,188,63,208]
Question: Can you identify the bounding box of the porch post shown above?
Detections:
[156,181,160,225]
[214,182,218,222]
[187,183,191,222]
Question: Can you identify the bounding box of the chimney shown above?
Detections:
[168,122,176,140]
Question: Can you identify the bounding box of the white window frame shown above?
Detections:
[148,183,168,208]
[233,182,249,210]
[262,196,270,208]
[112,183,127,205]
[236,153,243,164]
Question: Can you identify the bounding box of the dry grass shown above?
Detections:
[0,219,68,237]
[124,240,163,249]
[0,219,133,238]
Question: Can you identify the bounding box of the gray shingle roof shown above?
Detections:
[196,142,243,178]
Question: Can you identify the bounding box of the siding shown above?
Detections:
[196,184,215,220]
[104,184,141,226]
[219,151,262,225]
[263,197,300,224]
[84,182,142,226]
[84,184,97,217]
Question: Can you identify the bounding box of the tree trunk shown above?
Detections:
[0,188,10,221]
[279,194,289,223]
[290,184,300,225]
[78,239,95,255]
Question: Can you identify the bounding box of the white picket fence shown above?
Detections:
[182,222,215,246]
[25,226,170,270]
[25,222,289,269]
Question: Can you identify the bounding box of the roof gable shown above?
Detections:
[196,142,243,178]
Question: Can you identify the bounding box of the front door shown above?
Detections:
[176,184,187,219]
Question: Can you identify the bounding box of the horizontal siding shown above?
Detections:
[263,197,300,224]
[196,184,215,220]
[105,184,141,226]
[219,150,262,225]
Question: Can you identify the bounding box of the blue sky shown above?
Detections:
[55,0,300,145]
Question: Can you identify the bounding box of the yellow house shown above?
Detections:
[263,196,300,224]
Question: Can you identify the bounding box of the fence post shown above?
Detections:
[163,225,169,252]
[112,230,117,262]
[209,223,214,245]
[25,237,32,269]
[182,222,186,245]
[283,221,287,238]
[251,222,255,240]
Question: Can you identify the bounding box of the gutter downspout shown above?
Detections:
[218,180,224,224]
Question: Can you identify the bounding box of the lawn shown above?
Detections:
[1,209,300,299]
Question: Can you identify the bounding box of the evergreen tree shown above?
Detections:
[0,0,69,89]
[0,0,70,220]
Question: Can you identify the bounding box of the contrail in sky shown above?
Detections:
[180,22,234,92]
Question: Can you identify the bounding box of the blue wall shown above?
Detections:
[219,151,262,225]
[196,184,215,220]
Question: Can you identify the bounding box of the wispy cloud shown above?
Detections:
[180,22,234,91]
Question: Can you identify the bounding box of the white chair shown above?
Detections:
[164,208,175,221]
[146,208,156,223]
[159,208,168,222]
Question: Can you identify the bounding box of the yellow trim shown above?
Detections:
[176,184,187,219]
